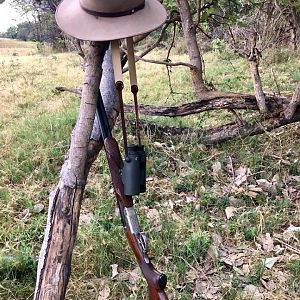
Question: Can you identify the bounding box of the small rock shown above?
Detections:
[33,204,44,213]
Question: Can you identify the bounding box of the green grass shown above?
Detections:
[1,40,300,299]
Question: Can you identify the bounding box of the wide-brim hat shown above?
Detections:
[55,0,167,41]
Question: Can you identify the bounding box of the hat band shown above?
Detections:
[80,1,145,18]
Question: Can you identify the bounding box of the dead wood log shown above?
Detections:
[55,88,287,117]
[124,92,286,117]
[130,112,300,145]
[34,43,119,299]
[55,84,300,144]
[202,114,300,144]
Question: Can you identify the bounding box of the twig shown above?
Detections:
[229,109,245,126]
[166,22,176,60]
[122,14,179,72]
[73,39,85,59]
[271,68,281,96]
[135,56,196,69]
[166,22,177,95]
[56,86,81,95]
[274,238,300,255]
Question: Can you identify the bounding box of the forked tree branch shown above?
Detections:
[284,82,300,119]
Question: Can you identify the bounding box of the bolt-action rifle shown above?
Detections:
[96,90,168,299]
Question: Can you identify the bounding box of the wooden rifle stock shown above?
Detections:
[148,287,169,300]
[103,138,168,299]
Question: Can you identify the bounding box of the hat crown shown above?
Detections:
[80,0,145,14]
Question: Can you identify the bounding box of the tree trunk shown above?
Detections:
[290,2,300,51]
[176,0,207,95]
[34,42,119,299]
[249,60,269,114]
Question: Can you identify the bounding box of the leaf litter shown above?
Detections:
[178,157,300,299]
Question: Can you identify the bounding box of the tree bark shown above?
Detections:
[34,43,119,299]
[176,0,207,95]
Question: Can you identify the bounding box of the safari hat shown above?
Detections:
[55,0,167,41]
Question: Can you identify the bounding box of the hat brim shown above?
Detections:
[55,0,167,41]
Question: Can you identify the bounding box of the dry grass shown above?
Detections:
[0,38,38,56]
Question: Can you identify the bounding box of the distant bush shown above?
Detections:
[211,38,238,60]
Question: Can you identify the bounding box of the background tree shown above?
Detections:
[1,0,62,45]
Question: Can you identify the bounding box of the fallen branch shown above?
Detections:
[127,111,300,144]
[56,86,81,95]
[124,92,286,117]
[274,238,300,255]
[202,113,300,144]
[55,86,300,144]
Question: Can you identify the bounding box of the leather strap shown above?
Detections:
[81,2,145,18]
[126,37,141,145]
